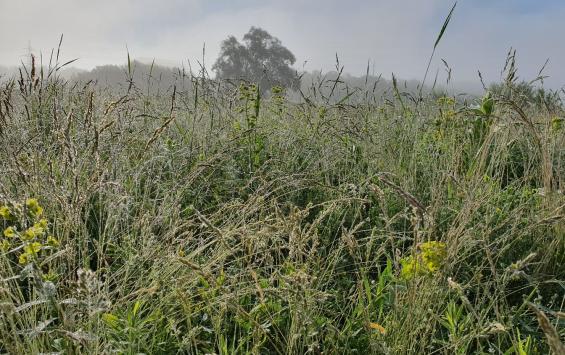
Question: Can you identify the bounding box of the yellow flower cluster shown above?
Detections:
[400,241,447,280]
[0,205,16,221]
[19,242,42,264]
[26,198,44,217]
[1,198,60,265]
[436,96,456,107]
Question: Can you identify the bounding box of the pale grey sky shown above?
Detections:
[1,0,564,88]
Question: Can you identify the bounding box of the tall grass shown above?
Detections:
[0,55,564,354]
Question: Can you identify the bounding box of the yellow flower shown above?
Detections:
[3,226,16,238]
[400,241,447,280]
[25,198,43,217]
[18,252,29,264]
[22,225,44,241]
[19,243,42,264]
[46,235,60,247]
[24,242,42,255]
[400,255,426,280]
[22,229,35,241]
[420,241,447,272]
[33,222,46,232]
[0,206,15,220]
[38,218,48,229]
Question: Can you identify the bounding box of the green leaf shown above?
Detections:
[132,300,142,317]
[480,92,494,117]
[102,313,120,329]
[469,108,486,116]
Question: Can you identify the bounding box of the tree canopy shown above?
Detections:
[213,27,298,92]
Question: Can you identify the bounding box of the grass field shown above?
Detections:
[0,58,564,354]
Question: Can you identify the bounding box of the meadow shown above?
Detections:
[0,56,564,354]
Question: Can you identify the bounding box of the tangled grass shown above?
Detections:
[0,58,564,354]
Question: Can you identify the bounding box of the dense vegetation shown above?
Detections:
[0,56,564,354]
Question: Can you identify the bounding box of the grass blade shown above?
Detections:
[419,2,457,101]
[434,2,457,50]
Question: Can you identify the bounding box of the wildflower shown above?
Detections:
[18,243,42,265]
[369,322,387,335]
[46,235,60,247]
[24,242,42,255]
[32,222,46,233]
[18,253,29,265]
[437,96,456,106]
[3,226,16,238]
[25,198,43,217]
[22,225,44,241]
[22,227,40,241]
[400,255,426,280]
[38,218,48,229]
[0,206,15,221]
[400,241,447,280]
[22,229,35,241]
[420,241,447,272]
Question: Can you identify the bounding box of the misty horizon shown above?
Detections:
[1,0,565,91]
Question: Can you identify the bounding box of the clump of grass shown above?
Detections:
[0,52,563,354]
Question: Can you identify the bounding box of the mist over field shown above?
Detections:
[1,0,564,90]
[0,1,564,354]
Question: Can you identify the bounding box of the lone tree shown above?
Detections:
[213,27,298,92]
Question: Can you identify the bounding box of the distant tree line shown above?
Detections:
[6,26,562,108]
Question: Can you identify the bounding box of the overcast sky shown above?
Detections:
[1,0,564,88]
